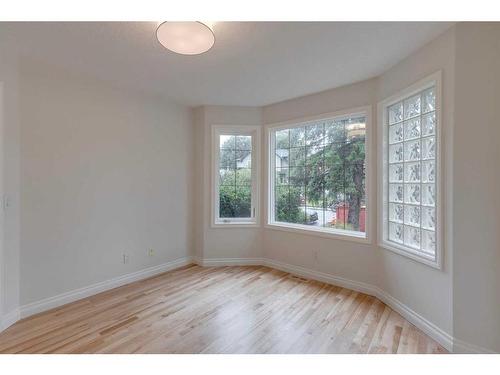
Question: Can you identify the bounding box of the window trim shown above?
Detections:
[265,106,373,244]
[211,124,261,228]
[377,71,443,269]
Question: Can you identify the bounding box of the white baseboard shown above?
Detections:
[0,309,21,332]
[453,338,496,354]
[19,256,193,319]
[193,256,264,267]
[263,258,376,295]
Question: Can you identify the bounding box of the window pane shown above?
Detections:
[404,162,421,183]
[422,88,435,113]
[325,120,345,144]
[289,147,305,167]
[404,205,421,227]
[405,184,421,205]
[219,148,235,169]
[276,129,289,149]
[421,183,435,206]
[422,160,435,183]
[291,186,306,225]
[219,186,236,218]
[275,185,306,224]
[422,230,436,254]
[220,135,235,149]
[389,164,404,183]
[404,94,421,119]
[234,186,251,217]
[235,150,251,168]
[389,184,404,203]
[404,226,421,249]
[404,118,421,140]
[306,145,324,165]
[276,167,289,185]
[290,127,306,147]
[389,143,404,164]
[219,185,252,219]
[389,222,404,244]
[346,117,366,143]
[404,140,421,162]
[421,207,436,230]
[422,112,436,136]
[289,166,305,186]
[275,148,289,169]
[388,102,403,125]
[305,185,321,226]
[422,137,435,160]
[389,123,403,144]
[236,135,251,150]
[389,203,404,223]
[219,168,235,186]
[236,168,251,186]
[306,123,325,146]
[344,161,366,232]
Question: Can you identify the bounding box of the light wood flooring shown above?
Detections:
[0,264,446,354]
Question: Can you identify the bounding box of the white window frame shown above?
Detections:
[266,106,373,244]
[378,71,443,269]
[212,125,261,227]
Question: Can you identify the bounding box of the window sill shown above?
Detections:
[265,222,370,244]
[211,221,260,229]
[378,240,442,270]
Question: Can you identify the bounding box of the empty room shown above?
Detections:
[1,2,500,370]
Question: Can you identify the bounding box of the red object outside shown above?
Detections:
[335,203,366,232]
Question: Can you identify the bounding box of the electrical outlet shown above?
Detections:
[123,254,129,264]
[148,249,154,257]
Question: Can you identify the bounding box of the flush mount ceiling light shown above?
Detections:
[156,21,215,55]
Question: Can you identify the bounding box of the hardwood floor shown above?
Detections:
[0,264,446,354]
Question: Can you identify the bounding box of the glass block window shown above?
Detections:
[269,113,368,238]
[385,85,438,261]
[213,126,260,225]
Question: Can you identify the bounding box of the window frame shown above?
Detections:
[266,106,373,244]
[377,71,443,269]
[212,124,261,228]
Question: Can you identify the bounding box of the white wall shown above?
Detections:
[194,106,263,261]
[18,61,193,305]
[376,27,455,337]
[0,35,21,321]
[452,22,500,353]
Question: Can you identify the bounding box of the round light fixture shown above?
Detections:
[156,21,215,55]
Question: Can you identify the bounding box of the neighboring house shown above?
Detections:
[275,149,289,183]
[236,152,252,169]
[275,149,289,169]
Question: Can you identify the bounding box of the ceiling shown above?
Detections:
[2,22,453,107]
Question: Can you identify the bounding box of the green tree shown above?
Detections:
[278,119,365,231]
[219,185,251,218]
[275,186,304,223]
[307,122,365,230]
